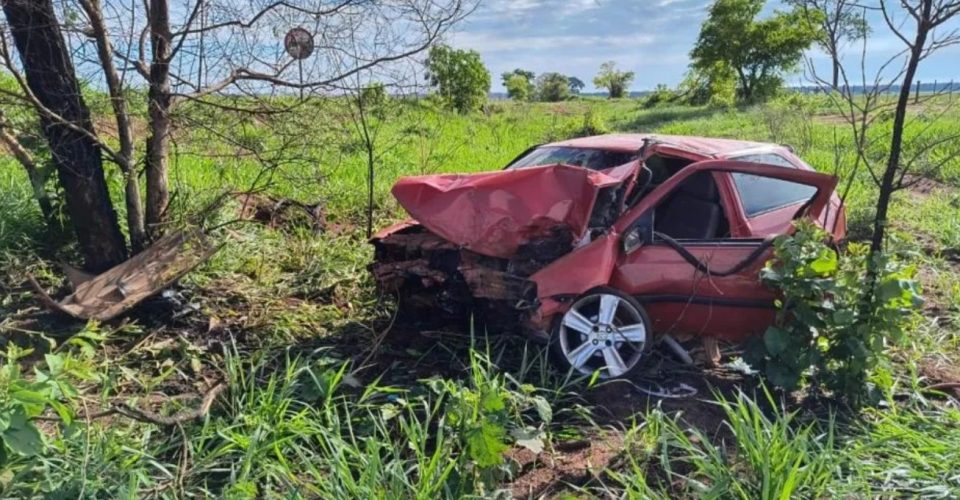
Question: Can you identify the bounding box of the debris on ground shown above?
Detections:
[28,230,220,321]
[234,192,325,232]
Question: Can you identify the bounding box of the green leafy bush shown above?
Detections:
[746,222,922,405]
[641,84,681,109]
[0,347,79,466]
[426,349,552,491]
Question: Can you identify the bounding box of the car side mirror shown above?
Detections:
[623,212,654,254]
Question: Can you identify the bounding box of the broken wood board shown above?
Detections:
[29,230,220,321]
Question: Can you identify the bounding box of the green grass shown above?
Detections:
[1,93,960,497]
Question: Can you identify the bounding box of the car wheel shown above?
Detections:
[549,287,652,379]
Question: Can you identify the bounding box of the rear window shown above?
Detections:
[508,146,635,171]
[730,153,817,217]
[732,153,796,168]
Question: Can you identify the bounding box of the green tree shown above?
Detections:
[691,0,822,103]
[679,61,737,107]
[567,76,585,94]
[501,69,535,100]
[426,45,491,113]
[534,72,571,102]
[592,61,635,98]
[504,74,533,101]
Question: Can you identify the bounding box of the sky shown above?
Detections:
[447,0,960,93]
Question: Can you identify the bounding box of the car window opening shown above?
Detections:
[732,173,818,218]
[654,171,730,240]
[644,153,696,186]
[624,153,694,210]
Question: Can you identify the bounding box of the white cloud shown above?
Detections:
[559,0,603,15]
[451,32,657,52]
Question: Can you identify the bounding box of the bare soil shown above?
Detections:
[506,431,624,498]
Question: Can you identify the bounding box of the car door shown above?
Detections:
[720,151,846,239]
[609,160,838,342]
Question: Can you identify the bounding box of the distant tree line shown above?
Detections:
[424,43,638,111]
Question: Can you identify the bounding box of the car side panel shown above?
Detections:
[609,243,776,342]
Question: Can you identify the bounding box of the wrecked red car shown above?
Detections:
[371,134,845,378]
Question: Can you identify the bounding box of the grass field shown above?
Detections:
[1,94,959,497]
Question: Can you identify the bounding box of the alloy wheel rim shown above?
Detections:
[558,292,647,378]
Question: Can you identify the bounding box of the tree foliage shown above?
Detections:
[501,69,535,101]
[691,0,822,102]
[567,76,585,94]
[592,61,634,98]
[679,61,738,108]
[427,45,491,113]
[535,72,571,102]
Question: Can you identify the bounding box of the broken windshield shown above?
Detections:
[508,146,636,171]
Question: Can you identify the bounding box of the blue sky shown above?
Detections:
[448,0,960,93]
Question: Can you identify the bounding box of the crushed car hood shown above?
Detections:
[390,163,637,258]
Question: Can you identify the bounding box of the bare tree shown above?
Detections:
[0,108,54,222]
[1,0,472,265]
[2,0,127,272]
[789,0,870,89]
[118,0,471,236]
[77,0,148,251]
[809,0,960,256]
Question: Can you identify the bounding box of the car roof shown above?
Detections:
[547,133,781,157]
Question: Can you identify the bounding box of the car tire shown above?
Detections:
[548,286,653,380]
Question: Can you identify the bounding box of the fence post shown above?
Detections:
[915,80,921,103]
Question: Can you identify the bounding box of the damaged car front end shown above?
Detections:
[370,161,638,339]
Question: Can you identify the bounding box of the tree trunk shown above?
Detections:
[831,55,840,90]
[146,0,172,237]
[3,0,127,272]
[0,110,54,222]
[870,28,927,255]
[80,0,147,252]
[735,67,751,102]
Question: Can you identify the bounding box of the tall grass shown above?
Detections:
[602,388,839,499]
[2,93,960,497]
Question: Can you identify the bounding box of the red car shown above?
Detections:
[372,134,845,378]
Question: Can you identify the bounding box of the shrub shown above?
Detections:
[641,84,681,109]
[566,109,608,138]
[745,221,922,406]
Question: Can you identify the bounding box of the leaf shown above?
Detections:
[11,389,48,406]
[763,327,790,356]
[44,354,64,375]
[531,396,553,425]
[465,421,508,467]
[511,427,545,454]
[0,410,11,432]
[809,250,838,275]
[480,390,505,413]
[380,403,400,421]
[3,409,43,457]
[766,363,801,391]
[832,309,855,326]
